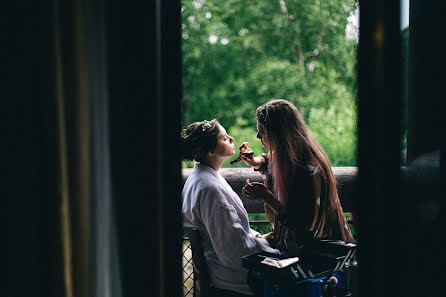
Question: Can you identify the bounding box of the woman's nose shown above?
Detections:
[229,136,234,143]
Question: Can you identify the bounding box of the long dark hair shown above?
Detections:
[256,99,353,242]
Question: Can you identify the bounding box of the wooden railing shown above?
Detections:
[181,167,358,214]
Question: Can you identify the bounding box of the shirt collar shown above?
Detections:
[194,162,219,177]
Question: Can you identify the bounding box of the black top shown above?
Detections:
[260,159,346,256]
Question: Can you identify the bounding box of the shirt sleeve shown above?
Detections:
[198,186,279,269]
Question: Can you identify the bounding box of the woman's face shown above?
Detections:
[212,124,235,159]
[256,122,270,150]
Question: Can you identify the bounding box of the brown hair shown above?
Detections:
[256,99,353,242]
[180,119,221,162]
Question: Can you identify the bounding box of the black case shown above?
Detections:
[242,240,357,286]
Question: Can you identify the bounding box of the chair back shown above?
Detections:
[187,228,210,297]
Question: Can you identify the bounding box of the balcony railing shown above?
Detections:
[181,167,357,297]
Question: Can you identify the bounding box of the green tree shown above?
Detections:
[181,0,358,167]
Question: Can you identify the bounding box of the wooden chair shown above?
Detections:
[187,228,210,297]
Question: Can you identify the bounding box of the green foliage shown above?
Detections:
[248,213,268,221]
[182,0,358,167]
[182,160,195,168]
[248,213,273,234]
[344,212,357,240]
[307,96,357,166]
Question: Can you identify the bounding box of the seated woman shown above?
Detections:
[181,119,279,297]
[241,99,354,257]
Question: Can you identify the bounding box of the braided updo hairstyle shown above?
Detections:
[180,119,221,162]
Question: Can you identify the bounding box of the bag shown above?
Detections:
[243,240,357,297]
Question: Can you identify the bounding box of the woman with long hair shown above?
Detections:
[181,119,278,297]
[241,99,354,256]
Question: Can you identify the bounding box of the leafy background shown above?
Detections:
[181,0,410,243]
[181,0,359,168]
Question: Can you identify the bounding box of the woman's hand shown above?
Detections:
[242,180,274,201]
[262,232,275,245]
[240,147,264,168]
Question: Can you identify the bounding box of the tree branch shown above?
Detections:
[279,0,294,20]
[278,0,305,77]
[304,30,326,59]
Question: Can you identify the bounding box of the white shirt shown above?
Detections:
[182,163,279,295]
